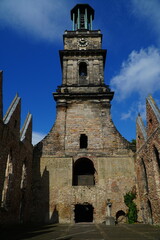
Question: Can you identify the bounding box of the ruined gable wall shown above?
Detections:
[32,98,137,223]
[0,94,33,224]
[136,97,160,224]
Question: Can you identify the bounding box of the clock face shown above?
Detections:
[78,38,88,47]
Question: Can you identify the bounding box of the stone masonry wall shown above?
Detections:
[136,96,160,225]
[0,89,33,224]
[32,98,138,223]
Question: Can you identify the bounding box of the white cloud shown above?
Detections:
[121,110,133,121]
[121,100,146,121]
[32,131,46,145]
[110,46,160,100]
[131,0,160,45]
[0,0,70,41]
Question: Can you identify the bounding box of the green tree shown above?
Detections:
[124,191,137,224]
[129,139,136,152]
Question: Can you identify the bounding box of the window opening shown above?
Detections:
[79,62,87,77]
[73,158,95,186]
[19,159,27,223]
[141,159,149,193]
[1,149,13,208]
[154,146,160,169]
[80,134,88,149]
[80,14,85,29]
[14,120,17,128]
[20,160,27,189]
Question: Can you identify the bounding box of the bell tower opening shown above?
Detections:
[56,4,114,96]
[71,4,94,31]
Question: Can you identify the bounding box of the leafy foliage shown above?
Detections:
[124,191,137,224]
[129,139,136,152]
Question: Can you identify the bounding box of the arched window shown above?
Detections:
[19,159,27,223]
[20,159,27,189]
[73,158,95,186]
[79,62,87,77]
[141,158,149,193]
[1,149,13,207]
[80,134,88,149]
[153,146,160,169]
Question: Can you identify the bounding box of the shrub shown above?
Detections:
[124,191,138,224]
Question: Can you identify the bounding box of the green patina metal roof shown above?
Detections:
[71,4,94,20]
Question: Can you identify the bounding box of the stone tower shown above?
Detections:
[33,4,137,224]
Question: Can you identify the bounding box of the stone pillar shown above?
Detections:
[106,199,115,225]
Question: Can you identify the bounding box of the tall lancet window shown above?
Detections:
[19,159,27,222]
[154,146,160,169]
[141,158,149,193]
[1,149,13,208]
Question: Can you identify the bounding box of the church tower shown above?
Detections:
[33,4,137,224]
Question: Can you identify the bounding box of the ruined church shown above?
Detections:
[0,4,160,225]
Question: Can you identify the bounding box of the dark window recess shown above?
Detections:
[79,62,87,76]
[141,159,149,193]
[154,146,160,169]
[80,14,85,29]
[14,120,17,128]
[80,134,88,149]
[73,158,95,186]
[147,200,153,224]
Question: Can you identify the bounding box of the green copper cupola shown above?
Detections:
[71,4,94,31]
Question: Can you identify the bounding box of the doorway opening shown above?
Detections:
[74,203,94,223]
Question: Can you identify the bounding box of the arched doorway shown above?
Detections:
[116,210,126,224]
[74,203,94,223]
[73,158,95,186]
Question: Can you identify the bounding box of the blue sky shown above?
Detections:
[0,0,160,145]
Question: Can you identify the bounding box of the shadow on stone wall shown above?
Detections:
[50,206,59,223]
[31,142,50,224]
